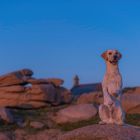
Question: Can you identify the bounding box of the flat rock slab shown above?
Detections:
[28,78,64,87]
[53,104,97,124]
[122,94,140,114]
[0,69,33,87]
[58,124,140,140]
[30,121,45,129]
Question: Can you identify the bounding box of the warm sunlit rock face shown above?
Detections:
[0,69,72,109]
[52,104,97,124]
[75,90,140,114]
[0,69,73,123]
[58,124,140,140]
[0,69,33,87]
[1,124,140,140]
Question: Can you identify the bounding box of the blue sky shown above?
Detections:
[0,0,140,88]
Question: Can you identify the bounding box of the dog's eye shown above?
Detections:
[108,52,112,55]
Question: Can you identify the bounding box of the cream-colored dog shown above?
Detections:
[99,50,125,125]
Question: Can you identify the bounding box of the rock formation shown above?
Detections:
[0,124,140,140]
[0,69,72,109]
[58,124,140,140]
[52,104,97,124]
[0,69,72,122]
[76,91,140,114]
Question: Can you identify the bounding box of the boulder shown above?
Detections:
[46,78,64,87]
[0,133,11,140]
[27,78,49,85]
[76,92,140,114]
[77,91,103,104]
[122,94,140,114]
[14,129,27,140]
[0,69,71,109]
[0,84,72,109]
[24,129,61,140]
[14,129,61,140]
[0,86,25,93]
[58,124,140,140]
[0,69,33,87]
[55,87,73,105]
[27,84,57,103]
[27,78,64,87]
[30,121,45,129]
[0,84,56,108]
[53,104,97,124]
[123,87,140,95]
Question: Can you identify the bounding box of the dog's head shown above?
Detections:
[101,50,122,65]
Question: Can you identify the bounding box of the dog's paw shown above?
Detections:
[117,122,125,126]
[99,121,106,125]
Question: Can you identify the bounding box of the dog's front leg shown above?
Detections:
[103,88,114,106]
[99,88,114,124]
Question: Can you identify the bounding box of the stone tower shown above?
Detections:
[73,75,79,87]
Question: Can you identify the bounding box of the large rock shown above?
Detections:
[28,78,64,87]
[30,121,45,129]
[0,84,56,108]
[123,87,140,95]
[27,84,57,103]
[27,84,72,105]
[24,129,61,140]
[0,69,33,87]
[46,78,64,87]
[76,92,140,114]
[0,84,72,109]
[7,124,140,140]
[0,86,25,93]
[14,129,61,140]
[0,69,71,109]
[0,133,11,140]
[55,87,73,105]
[53,104,97,124]
[77,91,103,104]
[122,94,140,114]
[58,124,140,140]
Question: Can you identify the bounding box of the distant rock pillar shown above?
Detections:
[73,75,79,87]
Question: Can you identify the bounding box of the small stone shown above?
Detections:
[30,121,45,129]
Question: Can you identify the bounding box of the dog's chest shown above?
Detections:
[105,73,122,95]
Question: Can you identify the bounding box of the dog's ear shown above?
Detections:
[101,51,108,60]
[119,52,122,59]
[117,51,122,60]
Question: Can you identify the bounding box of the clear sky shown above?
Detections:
[0,0,140,88]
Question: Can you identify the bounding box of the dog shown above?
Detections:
[99,49,125,125]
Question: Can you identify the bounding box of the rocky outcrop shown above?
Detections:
[14,129,62,140]
[77,91,103,104]
[0,69,33,87]
[27,78,64,87]
[122,94,140,114]
[0,133,12,140]
[52,104,97,124]
[58,124,140,140]
[123,87,140,95]
[1,124,140,140]
[76,92,140,114]
[0,69,72,109]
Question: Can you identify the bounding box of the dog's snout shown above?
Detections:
[114,55,118,60]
